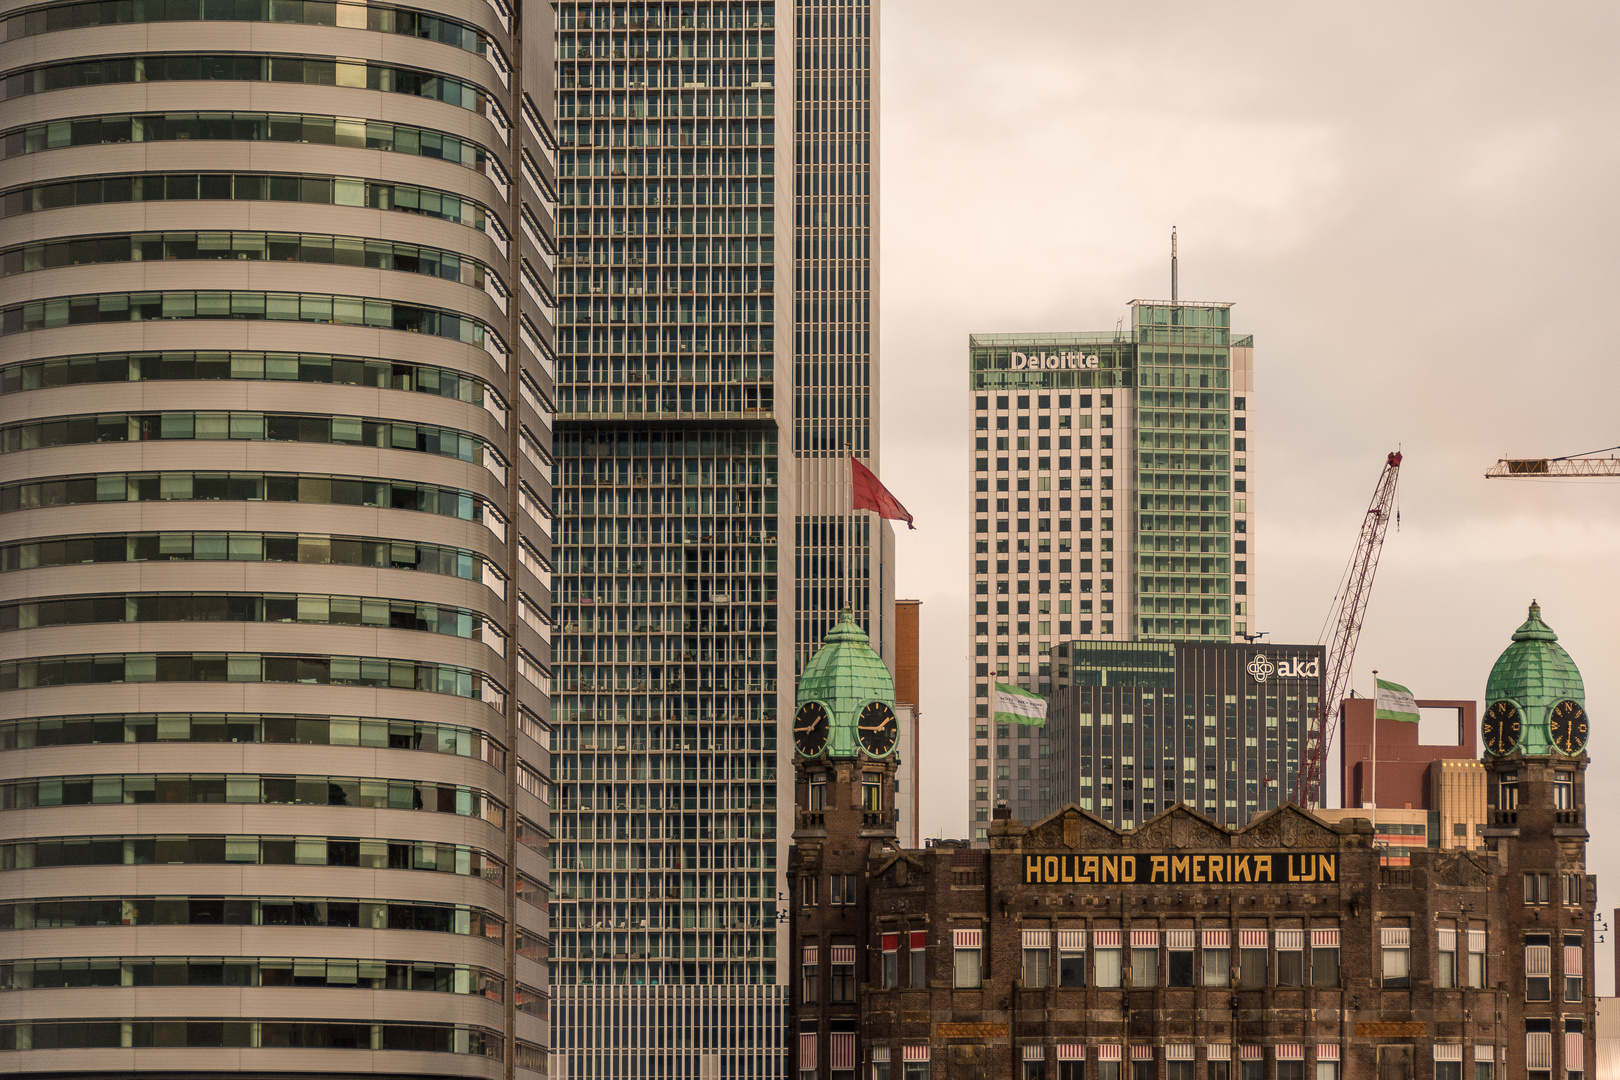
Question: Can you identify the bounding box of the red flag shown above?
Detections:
[850,456,914,530]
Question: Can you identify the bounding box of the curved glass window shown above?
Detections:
[0,591,494,640]
[0,470,491,523]
[1,350,491,404]
[0,1019,500,1054]
[2,956,502,997]
[1,171,489,229]
[2,894,502,936]
[2,230,493,289]
[0,712,503,762]
[0,651,490,699]
[0,289,489,346]
[2,772,505,826]
[2,111,490,169]
[1,833,502,879]
[2,532,488,582]
[1,0,489,54]
[0,54,490,110]
[2,409,492,464]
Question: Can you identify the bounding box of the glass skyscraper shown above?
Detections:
[548,1,877,1075]
[2,1,559,1076]
[966,300,1255,835]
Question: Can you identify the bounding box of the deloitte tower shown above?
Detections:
[966,296,1256,835]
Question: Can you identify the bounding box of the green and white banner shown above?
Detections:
[994,683,1047,727]
[1374,677,1420,723]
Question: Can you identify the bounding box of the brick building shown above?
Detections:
[790,603,1596,1079]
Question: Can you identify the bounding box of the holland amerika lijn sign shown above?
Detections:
[1023,852,1339,886]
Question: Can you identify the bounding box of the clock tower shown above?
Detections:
[789,610,901,1079]
[1481,601,1594,1078]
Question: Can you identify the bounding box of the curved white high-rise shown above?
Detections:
[0,0,559,1076]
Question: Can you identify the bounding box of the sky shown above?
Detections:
[876,2,1620,992]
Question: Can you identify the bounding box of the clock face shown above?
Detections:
[1549,700,1589,755]
[794,701,829,757]
[857,700,898,757]
[1482,699,1522,757]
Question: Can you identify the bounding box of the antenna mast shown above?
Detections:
[1171,226,1178,303]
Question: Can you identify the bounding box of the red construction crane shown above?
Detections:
[1293,451,1403,808]
[1485,445,1620,477]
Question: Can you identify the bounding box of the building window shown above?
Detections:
[1564,933,1583,1001]
[1023,930,1051,988]
[1438,927,1458,988]
[1130,930,1158,987]
[809,777,826,810]
[1498,772,1518,809]
[1473,1060,1493,1080]
[908,931,927,988]
[904,1064,930,1080]
[1310,929,1340,987]
[1467,928,1486,988]
[1207,1061,1230,1080]
[1525,934,1552,1001]
[1168,1062,1195,1080]
[1315,1062,1338,1080]
[874,1060,891,1080]
[1241,1058,1263,1080]
[802,876,818,907]
[831,948,855,1003]
[1277,1063,1304,1080]
[1203,930,1231,987]
[1435,1063,1462,1080]
[1564,873,1584,906]
[1526,1019,1553,1077]
[1093,932,1123,987]
[1381,925,1410,988]
[1566,1019,1584,1080]
[1060,1061,1085,1080]
[1523,872,1550,904]
[1276,929,1303,986]
[802,949,819,1004]
[882,935,898,989]
[862,778,882,811]
[1554,772,1573,809]
[1026,1058,1049,1080]
[1058,932,1086,987]
[1238,930,1267,988]
[953,929,982,988]
[1167,930,1195,986]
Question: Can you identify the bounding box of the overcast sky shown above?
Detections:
[877,2,1620,991]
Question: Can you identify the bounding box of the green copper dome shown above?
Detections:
[1485,601,1584,756]
[797,610,896,758]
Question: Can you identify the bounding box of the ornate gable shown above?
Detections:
[1432,849,1490,888]
[1235,804,1341,849]
[1022,804,1122,851]
[1130,804,1230,851]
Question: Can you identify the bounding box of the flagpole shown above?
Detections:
[1370,668,1378,816]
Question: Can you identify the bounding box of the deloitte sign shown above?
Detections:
[1010,351,1100,371]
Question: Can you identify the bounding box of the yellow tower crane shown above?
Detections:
[1486,445,1620,478]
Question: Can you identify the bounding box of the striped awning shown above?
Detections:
[1093,930,1122,948]
[802,947,818,965]
[1276,1044,1304,1061]
[1468,930,1486,953]
[1165,1045,1195,1061]
[1437,929,1457,951]
[903,1046,930,1062]
[1207,1046,1231,1061]
[1130,930,1158,948]
[1057,1045,1085,1062]
[1238,929,1267,948]
[1023,929,1051,950]
[1203,929,1230,949]
[1381,926,1410,948]
[1274,930,1303,951]
[1433,1046,1462,1062]
[830,1033,856,1070]
[1057,930,1086,952]
[1131,1046,1154,1061]
[799,1033,817,1069]
[1566,1033,1584,1071]
[829,945,856,966]
[1240,1046,1263,1061]
[1311,929,1340,948]
[1023,1046,1046,1061]
[1165,930,1195,951]
[1316,1045,1340,1062]
[1097,1046,1122,1062]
